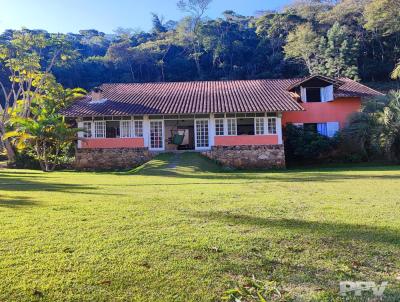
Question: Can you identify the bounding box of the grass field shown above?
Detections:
[1,153,400,301]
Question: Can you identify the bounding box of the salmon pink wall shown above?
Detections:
[80,138,145,149]
[282,98,361,128]
[214,135,279,146]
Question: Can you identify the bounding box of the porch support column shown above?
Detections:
[143,115,150,148]
[209,113,215,147]
[276,113,283,144]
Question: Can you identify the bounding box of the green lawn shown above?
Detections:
[1,153,399,301]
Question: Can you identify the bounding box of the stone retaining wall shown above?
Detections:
[74,148,154,170]
[202,145,285,169]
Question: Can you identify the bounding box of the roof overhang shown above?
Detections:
[287,75,344,91]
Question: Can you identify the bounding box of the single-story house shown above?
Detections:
[62,75,383,169]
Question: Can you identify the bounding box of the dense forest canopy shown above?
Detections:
[1,0,400,91]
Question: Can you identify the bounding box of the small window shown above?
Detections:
[120,120,132,138]
[82,122,92,138]
[134,120,143,137]
[94,121,106,138]
[227,118,237,136]
[306,88,322,102]
[267,118,277,134]
[255,117,265,135]
[215,119,224,136]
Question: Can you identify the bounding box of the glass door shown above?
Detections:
[150,120,164,150]
[195,119,209,149]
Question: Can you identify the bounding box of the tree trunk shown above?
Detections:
[0,124,16,163]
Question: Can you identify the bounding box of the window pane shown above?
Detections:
[255,118,265,135]
[267,118,277,134]
[215,119,224,136]
[120,121,131,138]
[94,121,105,138]
[237,118,254,135]
[83,122,92,138]
[227,118,237,136]
[134,121,143,137]
[106,121,120,138]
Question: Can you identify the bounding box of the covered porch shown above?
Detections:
[77,112,283,151]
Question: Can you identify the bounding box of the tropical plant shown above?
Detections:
[377,91,400,160]
[5,114,78,172]
[0,29,74,163]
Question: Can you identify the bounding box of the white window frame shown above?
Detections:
[215,118,224,136]
[134,120,143,137]
[267,117,277,134]
[82,121,92,138]
[120,120,132,138]
[94,121,106,138]
[195,119,210,149]
[149,120,164,150]
[254,117,265,135]
[226,118,237,136]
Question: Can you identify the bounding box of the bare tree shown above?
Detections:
[177,0,212,79]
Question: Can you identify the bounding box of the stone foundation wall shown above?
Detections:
[74,148,154,170]
[202,145,285,169]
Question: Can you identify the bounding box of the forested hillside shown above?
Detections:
[1,0,400,90]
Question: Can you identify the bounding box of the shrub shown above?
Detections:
[284,124,338,164]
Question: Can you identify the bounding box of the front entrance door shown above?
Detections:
[195,119,209,149]
[150,120,164,150]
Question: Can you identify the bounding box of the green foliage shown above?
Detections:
[284,124,337,163]
[315,22,359,79]
[364,0,400,36]
[339,91,400,162]
[283,23,319,73]
[0,1,394,87]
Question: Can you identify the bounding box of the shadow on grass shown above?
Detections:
[122,152,400,182]
[0,172,97,195]
[0,196,37,208]
[191,211,400,246]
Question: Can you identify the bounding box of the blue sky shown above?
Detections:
[0,0,290,34]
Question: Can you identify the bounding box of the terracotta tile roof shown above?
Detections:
[62,78,383,117]
[334,78,384,98]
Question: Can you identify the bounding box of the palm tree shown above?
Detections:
[377,91,400,160]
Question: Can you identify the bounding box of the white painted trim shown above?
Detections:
[143,115,150,148]
[209,114,215,147]
[276,114,283,144]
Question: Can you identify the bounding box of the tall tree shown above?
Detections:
[316,22,359,79]
[177,0,212,79]
[283,23,319,74]
[0,29,73,162]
